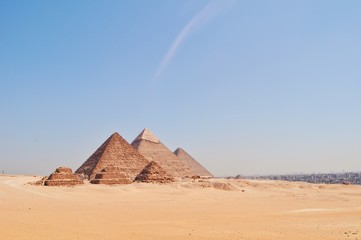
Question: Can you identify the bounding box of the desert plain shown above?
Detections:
[0,175,360,240]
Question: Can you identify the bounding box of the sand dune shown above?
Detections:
[0,175,360,239]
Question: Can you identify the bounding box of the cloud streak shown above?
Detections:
[152,0,234,82]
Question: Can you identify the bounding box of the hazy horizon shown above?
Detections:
[1,0,361,177]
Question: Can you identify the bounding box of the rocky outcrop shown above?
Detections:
[135,161,174,184]
[44,167,84,186]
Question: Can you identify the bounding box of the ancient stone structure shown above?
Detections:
[174,147,213,178]
[90,166,132,184]
[75,132,149,182]
[131,128,194,178]
[44,167,84,186]
[135,161,174,184]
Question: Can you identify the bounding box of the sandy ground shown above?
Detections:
[0,175,360,240]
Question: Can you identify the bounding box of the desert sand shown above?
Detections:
[0,175,360,240]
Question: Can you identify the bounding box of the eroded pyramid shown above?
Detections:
[174,148,213,178]
[45,167,84,186]
[90,166,132,184]
[135,161,174,183]
[75,132,149,181]
[131,128,194,178]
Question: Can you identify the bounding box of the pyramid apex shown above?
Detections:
[174,147,184,154]
[108,132,122,140]
[133,128,160,143]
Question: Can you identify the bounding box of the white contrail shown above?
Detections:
[152,0,234,82]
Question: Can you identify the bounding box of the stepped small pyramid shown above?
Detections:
[135,161,174,183]
[131,128,194,178]
[75,132,149,181]
[90,166,132,184]
[45,167,84,186]
[174,148,213,178]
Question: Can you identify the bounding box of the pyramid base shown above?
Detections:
[44,180,84,187]
[135,177,174,184]
[90,178,132,185]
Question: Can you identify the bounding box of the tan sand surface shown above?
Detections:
[0,175,360,240]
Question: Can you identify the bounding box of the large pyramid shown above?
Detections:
[174,148,213,178]
[75,132,149,180]
[131,128,194,178]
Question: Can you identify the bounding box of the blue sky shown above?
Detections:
[1,0,361,176]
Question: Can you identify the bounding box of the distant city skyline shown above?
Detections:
[1,0,361,176]
[243,172,361,185]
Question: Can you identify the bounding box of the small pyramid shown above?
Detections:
[90,166,132,184]
[174,148,213,178]
[45,167,84,186]
[75,132,149,181]
[131,128,194,178]
[135,161,174,183]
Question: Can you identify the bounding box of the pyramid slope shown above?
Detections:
[75,132,149,180]
[135,161,174,183]
[131,129,194,178]
[174,148,213,177]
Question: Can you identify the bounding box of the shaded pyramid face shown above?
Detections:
[131,128,194,178]
[75,132,149,180]
[174,148,213,178]
[135,161,174,183]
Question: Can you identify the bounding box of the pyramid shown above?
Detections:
[75,132,149,181]
[135,161,174,183]
[45,167,84,186]
[131,128,194,178]
[90,166,132,184]
[174,148,213,178]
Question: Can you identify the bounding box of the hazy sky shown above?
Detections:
[1,0,361,177]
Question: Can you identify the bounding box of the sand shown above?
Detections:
[0,175,360,240]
